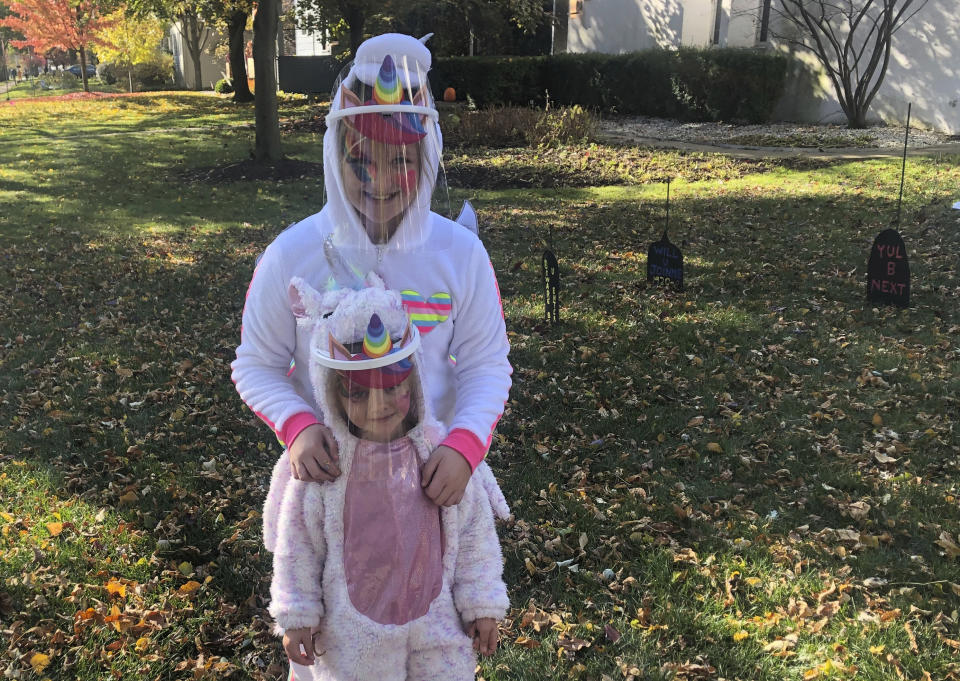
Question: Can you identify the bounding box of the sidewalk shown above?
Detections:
[598,131,960,160]
[0,80,15,96]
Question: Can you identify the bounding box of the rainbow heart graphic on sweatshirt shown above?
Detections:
[401,290,451,335]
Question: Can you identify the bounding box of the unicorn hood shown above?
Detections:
[288,272,443,449]
[321,33,451,280]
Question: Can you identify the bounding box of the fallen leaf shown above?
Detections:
[178,580,202,595]
[514,635,540,649]
[935,532,960,558]
[46,522,63,536]
[106,579,126,598]
[707,442,723,453]
[872,413,883,427]
[30,653,51,673]
[604,623,621,643]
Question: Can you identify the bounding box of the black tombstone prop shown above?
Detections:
[542,248,560,324]
[867,229,910,307]
[647,234,684,290]
[865,103,912,308]
[646,179,684,290]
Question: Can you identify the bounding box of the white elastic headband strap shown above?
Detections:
[326,105,439,127]
[313,328,421,371]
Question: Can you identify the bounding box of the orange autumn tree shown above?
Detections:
[0,0,116,92]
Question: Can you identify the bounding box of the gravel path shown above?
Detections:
[599,116,957,152]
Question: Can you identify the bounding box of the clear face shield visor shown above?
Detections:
[324,45,450,257]
[317,312,421,442]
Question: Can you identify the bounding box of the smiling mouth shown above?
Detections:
[364,191,399,201]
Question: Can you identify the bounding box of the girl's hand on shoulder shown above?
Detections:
[467,618,499,656]
[289,424,341,483]
[282,627,316,665]
[421,445,471,506]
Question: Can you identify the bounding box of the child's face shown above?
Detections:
[340,134,421,242]
[337,375,413,442]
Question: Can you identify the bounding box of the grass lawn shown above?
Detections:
[1,93,959,681]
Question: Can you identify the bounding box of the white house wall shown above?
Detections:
[567,0,688,52]
[169,22,224,90]
[772,0,959,134]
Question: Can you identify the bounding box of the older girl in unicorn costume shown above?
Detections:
[264,275,510,681]
[232,33,511,506]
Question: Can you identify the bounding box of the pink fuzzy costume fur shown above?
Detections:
[263,273,510,681]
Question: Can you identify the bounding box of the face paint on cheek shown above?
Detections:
[395,169,418,192]
[394,391,411,419]
[342,134,375,184]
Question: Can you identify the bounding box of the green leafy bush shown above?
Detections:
[214,78,234,94]
[434,48,787,123]
[98,57,173,91]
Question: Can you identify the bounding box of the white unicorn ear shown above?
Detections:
[288,277,323,318]
[364,272,387,289]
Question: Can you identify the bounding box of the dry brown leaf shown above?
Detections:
[513,635,540,649]
[935,532,960,558]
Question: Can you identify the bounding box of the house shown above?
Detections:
[168,19,223,89]
[562,0,959,134]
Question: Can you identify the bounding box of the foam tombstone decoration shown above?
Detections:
[647,234,684,290]
[866,228,910,307]
[647,179,684,291]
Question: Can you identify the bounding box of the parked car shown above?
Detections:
[67,64,97,78]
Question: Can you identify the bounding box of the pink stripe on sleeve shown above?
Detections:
[280,411,320,449]
[441,428,488,472]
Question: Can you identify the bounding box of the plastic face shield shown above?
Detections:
[320,313,421,442]
[323,36,450,269]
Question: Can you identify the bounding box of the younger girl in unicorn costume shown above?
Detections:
[232,33,511,506]
[264,275,510,680]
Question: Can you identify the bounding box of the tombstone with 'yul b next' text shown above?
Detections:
[866,228,910,308]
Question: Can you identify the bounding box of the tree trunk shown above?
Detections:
[128,68,133,93]
[79,45,89,92]
[228,10,254,103]
[183,11,204,91]
[346,7,366,56]
[253,0,281,162]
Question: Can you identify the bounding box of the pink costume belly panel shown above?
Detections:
[342,437,443,625]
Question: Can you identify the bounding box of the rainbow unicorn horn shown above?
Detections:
[362,314,393,358]
[373,55,403,106]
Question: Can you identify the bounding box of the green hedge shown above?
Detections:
[432,48,787,123]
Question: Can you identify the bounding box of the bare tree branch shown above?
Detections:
[772,0,928,127]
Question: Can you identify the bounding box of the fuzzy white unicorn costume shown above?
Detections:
[263,275,510,681]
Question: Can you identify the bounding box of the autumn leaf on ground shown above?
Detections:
[514,635,540,649]
[106,579,127,598]
[178,580,202,595]
[557,635,591,660]
[30,653,51,673]
[46,521,63,536]
[935,532,960,559]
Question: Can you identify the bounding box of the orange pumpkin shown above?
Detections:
[442,87,456,102]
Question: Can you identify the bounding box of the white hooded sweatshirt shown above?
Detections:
[231,33,511,471]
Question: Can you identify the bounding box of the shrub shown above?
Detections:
[97,63,118,85]
[443,105,540,147]
[442,105,597,148]
[214,78,234,94]
[530,105,597,146]
[432,56,546,109]
[132,58,172,90]
[434,48,787,123]
[97,57,173,91]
